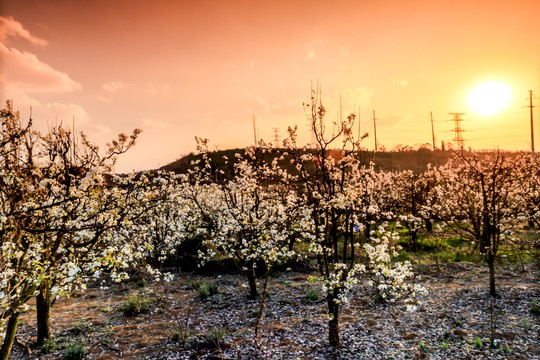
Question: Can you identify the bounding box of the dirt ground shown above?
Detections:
[9,261,540,359]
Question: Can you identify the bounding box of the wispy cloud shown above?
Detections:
[0,42,82,94]
[0,15,48,46]
[0,16,81,95]
[102,80,133,92]
[141,118,171,129]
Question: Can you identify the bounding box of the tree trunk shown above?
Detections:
[36,280,52,345]
[425,219,433,232]
[487,253,497,297]
[254,268,270,346]
[327,293,340,347]
[246,267,258,300]
[0,312,20,360]
[411,230,418,251]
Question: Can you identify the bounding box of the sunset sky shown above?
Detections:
[1,0,539,172]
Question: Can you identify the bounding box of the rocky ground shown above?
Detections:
[10,262,540,360]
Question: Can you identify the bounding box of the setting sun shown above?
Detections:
[468,81,512,116]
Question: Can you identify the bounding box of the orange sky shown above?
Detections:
[1,0,540,172]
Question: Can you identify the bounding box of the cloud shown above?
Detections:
[0,43,82,94]
[146,83,171,93]
[33,101,91,126]
[0,17,81,95]
[102,81,129,92]
[0,15,48,46]
[304,40,322,61]
[141,118,171,129]
[337,87,374,111]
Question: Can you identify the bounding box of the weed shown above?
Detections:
[42,338,57,354]
[171,328,191,343]
[279,279,292,287]
[121,293,149,317]
[69,322,92,335]
[99,306,111,313]
[197,282,218,300]
[440,341,449,350]
[473,337,483,349]
[64,343,86,360]
[520,317,531,329]
[530,300,540,316]
[418,341,428,353]
[305,289,320,301]
[207,327,226,342]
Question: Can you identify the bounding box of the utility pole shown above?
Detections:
[252,113,258,146]
[449,113,466,151]
[357,105,361,140]
[430,112,436,150]
[373,110,378,151]
[528,90,535,153]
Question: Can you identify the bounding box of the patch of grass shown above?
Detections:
[530,300,540,316]
[445,236,467,248]
[42,338,57,354]
[121,293,149,317]
[279,279,293,287]
[520,317,531,329]
[305,289,320,301]
[498,344,512,354]
[190,280,218,300]
[206,327,226,342]
[198,282,218,300]
[64,343,86,360]
[473,337,483,349]
[69,322,92,335]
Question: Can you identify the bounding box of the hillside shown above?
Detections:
[160,148,473,174]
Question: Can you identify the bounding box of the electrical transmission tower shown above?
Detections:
[272,127,280,148]
[449,113,466,150]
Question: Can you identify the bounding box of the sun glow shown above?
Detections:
[468,81,512,116]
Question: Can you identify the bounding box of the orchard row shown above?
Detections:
[1,98,538,358]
